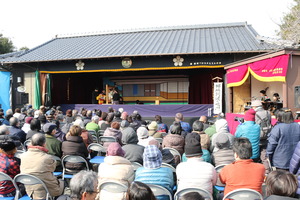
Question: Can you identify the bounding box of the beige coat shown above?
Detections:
[20,147,63,199]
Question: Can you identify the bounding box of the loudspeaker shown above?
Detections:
[21,93,29,105]
[295,86,300,108]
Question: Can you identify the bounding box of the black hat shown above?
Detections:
[0,135,16,152]
[43,123,57,134]
[185,132,203,157]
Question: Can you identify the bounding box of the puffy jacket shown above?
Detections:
[235,121,260,159]
[211,149,234,167]
[290,141,300,194]
[162,134,185,155]
[267,122,300,169]
[135,167,174,195]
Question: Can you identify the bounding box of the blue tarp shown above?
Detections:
[0,71,11,113]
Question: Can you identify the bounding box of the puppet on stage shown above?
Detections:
[96,90,106,104]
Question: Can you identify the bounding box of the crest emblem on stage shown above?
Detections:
[76,60,85,70]
[173,56,184,66]
[122,58,132,68]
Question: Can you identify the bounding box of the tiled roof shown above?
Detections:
[1,22,278,64]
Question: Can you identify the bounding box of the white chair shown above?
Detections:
[174,187,213,200]
[161,163,176,173]
[61,155,89,180]
[51,155,63,177]
[147,184,172,200]
[214,164,228,191]
[0,172,19,200]
[222,188,263,200]
[131,162,143,171]
[99,136,117,144]
[23,140,31,151]
[163,147,181,162]
[14,173,53,200]
[87,143,106,164]
[99,180,128,199]
[14,150,25,159]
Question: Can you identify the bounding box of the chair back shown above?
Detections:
[87,130,97,136]
[23,140,31,151]
[61,155,89,179]
[147,184,172,200]
[0,172,19,199]
[161,163,176,173]
[14,173,52,200]
[98,130,105,137]
[14,150,25,159]
[87,143,106,157]
[155,138,163,145]
[99,136,117,145]
[92,135,98,143]
[99,181,128,193]
[131,162,143,171]
[222,188,263,200]
[174,187,213,200]
[215,164,227,173]
[163,147,181,162]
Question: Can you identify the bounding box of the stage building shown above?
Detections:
[0,22,277,115]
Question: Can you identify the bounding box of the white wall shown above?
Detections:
[24,72,35,106]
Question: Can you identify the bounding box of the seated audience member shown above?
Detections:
[0,112,9,126]
[126,181,156,200]
[100,112,114,131]
[135,145,174,200]
[53,120,66,142]
[173,113,191,133]
[62,125,89,171]
[121,120,135,139]
[98,142,134,185]
[112,111,122,123]
[5,109,13,122]
[178,192,204,200]
[83,110,92,126]
[199,115,209,131]
[20,133,64,199]
[211,118,234,152]
[235,109,260,161]
[98,112,108,127]
[8,117,26,143]
[219,137,265,196]
[149,139,176,168]
[59,170,98,200]
[129,113,142,132]
[85,115,100,133]
[289,140,300,194]
[211,133,235,167]
[268,108,300,170]
[137,127,154,147]
[0,125,9,135]
[103,121,123,146]
[61,109,74,134]
[44,123,62,158]
[155,115,168,133]
[26,118,41,140]
[73,119,93,147]
[13,108,22,121]
[265,170,298,200]
[0,135,20,197]
[176,132,217,194]
[191,120,211,163]
[148,121,163,138]
[121,111,128,121]
[122,125,144,165]
[21,117,33,133]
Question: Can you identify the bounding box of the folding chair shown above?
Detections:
[92,135,98,143]
[51,155,63,177]
[174,187,213,200]
[99,180,128,199]
[14,173,53,200]
[147,184,172,200]
[161,163,176,173]
[98,130,105,137]
[131,162,143,171]
[14,150,25,159]
[0,172,19,200]
[214,164,228,192]
[23,140,31,151]
[99,136,117,150]
[87,143,106,164]
[61,155,89,180]
[87,130,97,137]
[222,188,263,200]
[163,147,181,162]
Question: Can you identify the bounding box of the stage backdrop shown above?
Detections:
[0,71,11,113]
[60,104,213,117]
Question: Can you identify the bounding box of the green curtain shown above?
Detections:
[46,74,52,106]
[34,70,41,109]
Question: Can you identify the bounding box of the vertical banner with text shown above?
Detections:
[213,82,223,114]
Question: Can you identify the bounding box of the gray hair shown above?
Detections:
[9,117,19,126]
[175,113,183,121]
[31,133,46,147]
[6,109,13,116]
[70,170,98,199]
[86,110,92,118]
[0,125,9,135]
[92,115,99,123]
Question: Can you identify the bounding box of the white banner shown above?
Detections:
[213,82,223,114]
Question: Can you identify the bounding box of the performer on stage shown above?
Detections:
[272,93,281,102]
[92,88,99,104]
[96,90,106,104]
[112,89,122,105]
[260,89,270,102]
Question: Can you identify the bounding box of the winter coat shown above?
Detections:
[264,195,299,200]
[290,141,300,194]
[9,126,26,143]
[103,127,122,145]
[20,147,63,199]
[235,121,260,159]
[193,131,210,150]
[45,134,62,158]
[267,122,300,169]
[122,128,144,165]
[162,134,185,155]
[211,130,234,152]
[211,149,234,167]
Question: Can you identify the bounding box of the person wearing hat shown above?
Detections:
[135,145,174,199]
[137,127,154,147]
[235,109,261,161]
[148,121,162,138]
[176,132,217,194]
[0,135,20,197]
[211,133,234,167]
[21,117,33,134]
[43,123,62,158]
[219,138,265,196]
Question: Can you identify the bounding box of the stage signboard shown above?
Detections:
[213,82,223,114]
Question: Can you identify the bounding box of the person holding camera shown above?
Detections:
[235,109,261,162]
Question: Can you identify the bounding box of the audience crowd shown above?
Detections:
[0,101,300,200]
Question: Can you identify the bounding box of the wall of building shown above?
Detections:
[286,55,300,113]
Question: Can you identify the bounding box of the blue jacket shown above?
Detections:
[267,122,300,169]
[235,121,260,159]
[289,141,300,194]
[9,126,26,143]
[135,167,174,200]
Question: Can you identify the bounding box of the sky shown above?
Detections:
[0,0,295,50]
